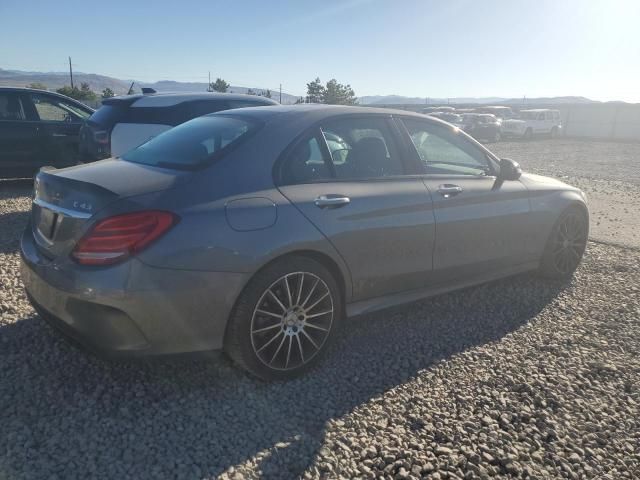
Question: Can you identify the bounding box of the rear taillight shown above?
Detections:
[72,211,178,265]
[93,130,110,145]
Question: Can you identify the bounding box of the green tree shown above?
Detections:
[294,96,305,104]
[322,79,357,105]
[56,83,98,102]
[305,77,325,103]
[79,82,97,101]
[27,82,48,90]
[210,78,230,93]
[262,89,272,99]
[246,88,256,95]
[101,87,115,99]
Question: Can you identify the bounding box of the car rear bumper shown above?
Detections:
[20,227,250,358]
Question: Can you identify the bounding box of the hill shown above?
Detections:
[0,69,299,104]
[0,69,597,106]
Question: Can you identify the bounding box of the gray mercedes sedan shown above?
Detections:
[21,105,588,380]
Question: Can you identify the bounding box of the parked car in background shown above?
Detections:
[502,109,562,139]
[475,105,514,120]
[422,106,455,114]
[21,105,588,380]
[427,111,464,128]
[461,113,502,142]
[0,87,93,178]
[80,92,278,161]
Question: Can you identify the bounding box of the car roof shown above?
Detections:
[0,86,94,109]
[103,91,279,108]
[210,103,448,127]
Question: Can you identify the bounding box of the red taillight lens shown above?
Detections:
[72,211,178,265]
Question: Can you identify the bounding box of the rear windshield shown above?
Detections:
[121,115,258,170]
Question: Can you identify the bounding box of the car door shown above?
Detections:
[30,92,91,168]
[0,91,44,177]
[276,115,435,301]
[398,117,534,283]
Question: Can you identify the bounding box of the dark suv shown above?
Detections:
[80,92,278,161]
[0,87,93,178]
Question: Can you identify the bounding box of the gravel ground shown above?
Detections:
[1,140,640,479]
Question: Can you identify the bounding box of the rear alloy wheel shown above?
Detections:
[539,207,588,278]
[225,256,341,380]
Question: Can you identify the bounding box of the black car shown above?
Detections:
[461,113,502,142]
[0,87,94,178]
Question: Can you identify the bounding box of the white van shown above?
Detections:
[502,109,562,139]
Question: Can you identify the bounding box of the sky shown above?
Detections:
[1,0,639,102]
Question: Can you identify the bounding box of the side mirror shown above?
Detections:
[499,158,522,181]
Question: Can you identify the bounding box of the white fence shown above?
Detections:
[376,103,640,142]
[559,103,640,141]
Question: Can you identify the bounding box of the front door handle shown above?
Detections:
[437,184,463,198]
[314,194,351,209]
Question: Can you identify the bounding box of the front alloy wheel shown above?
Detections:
[540,207,588,278]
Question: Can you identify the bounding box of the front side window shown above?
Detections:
[122,115,257,169]
[402,118,492,176]
[31,94,90,122]
[0,93,26,121]
[321,117,403,179]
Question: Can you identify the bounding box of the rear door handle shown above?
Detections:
[437,184,463,198]
[314,194,351,209]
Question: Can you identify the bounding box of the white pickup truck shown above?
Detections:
[502,109,562,139]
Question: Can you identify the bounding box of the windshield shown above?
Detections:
[122,115,258,169]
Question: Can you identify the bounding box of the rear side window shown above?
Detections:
[0,93,26,120]
[322,117,403,179]
[279,116,403,184]
[280,135,333,185]
[122,115,258,170]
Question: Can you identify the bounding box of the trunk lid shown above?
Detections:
[32,159,189,258]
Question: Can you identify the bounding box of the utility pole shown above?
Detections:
[279,84,282,103]
[208,71,211,91]
[68,56,74,88]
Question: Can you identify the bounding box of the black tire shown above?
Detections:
[538,206,588,279]
[523,128,533,140]
[550,126,559,139]
[224,256,343,380]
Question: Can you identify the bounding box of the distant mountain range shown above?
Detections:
[0,69,300,104]
[0,68,600,106]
